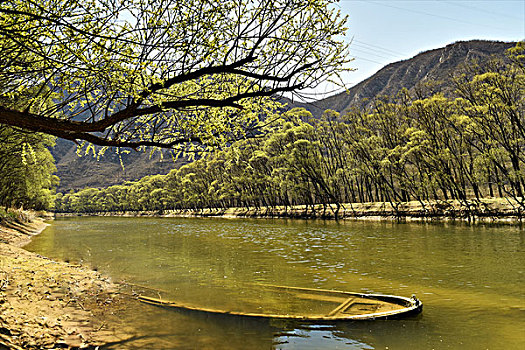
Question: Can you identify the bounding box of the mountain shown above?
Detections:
[52,40,516,191]
[52,139,184,191]
[285,40,516,116]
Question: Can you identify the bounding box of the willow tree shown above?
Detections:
[0,125,58,210]
[0,0,350,151]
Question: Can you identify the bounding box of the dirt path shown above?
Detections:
[0,216,137,349]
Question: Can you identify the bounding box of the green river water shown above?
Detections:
[25,217,524,349]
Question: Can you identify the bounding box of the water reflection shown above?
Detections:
[102,305,385,350]
[26,217,525,349]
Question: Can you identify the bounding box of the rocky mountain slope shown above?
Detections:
[286,40,515,116]
[53,40,516,191]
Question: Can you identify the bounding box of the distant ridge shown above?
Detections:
[53,40,516,191]
[286,40,515,116]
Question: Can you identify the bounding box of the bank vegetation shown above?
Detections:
[55,44,525,219]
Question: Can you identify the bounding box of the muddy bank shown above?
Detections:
[57,198,525,223]
[0,213,138,349]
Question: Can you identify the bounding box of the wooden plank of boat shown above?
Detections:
[138,284,423,321]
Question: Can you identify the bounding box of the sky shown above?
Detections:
[314,0,525,96]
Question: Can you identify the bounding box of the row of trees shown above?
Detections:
[2,0,347,214]
[55,44,525,214]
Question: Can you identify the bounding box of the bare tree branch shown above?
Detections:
[0,0,351,149]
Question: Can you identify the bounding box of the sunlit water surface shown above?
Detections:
[25,217,524,349]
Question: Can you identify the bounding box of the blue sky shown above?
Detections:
[317,0,525,95]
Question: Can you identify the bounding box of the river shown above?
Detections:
[25,217,524,349]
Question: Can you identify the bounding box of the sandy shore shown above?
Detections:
[57,198,525,223]
[0,215,136,349]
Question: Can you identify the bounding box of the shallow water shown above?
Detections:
[26,217,525,349]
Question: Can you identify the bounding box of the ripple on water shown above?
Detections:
[24,217,525,350]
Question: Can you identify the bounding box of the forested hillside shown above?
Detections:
[54,40,515,191]
[56,43,525,214]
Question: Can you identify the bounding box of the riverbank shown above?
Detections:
[57,198,525,223]
[0,211,136,349]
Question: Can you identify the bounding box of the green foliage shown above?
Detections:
[0,125,58,210]
[0,76,58,211]
[0,0,350,151]
[56,42,525,213]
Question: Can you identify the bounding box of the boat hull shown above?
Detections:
[138,285,423,321]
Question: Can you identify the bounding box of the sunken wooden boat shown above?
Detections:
[138,284,423,321]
